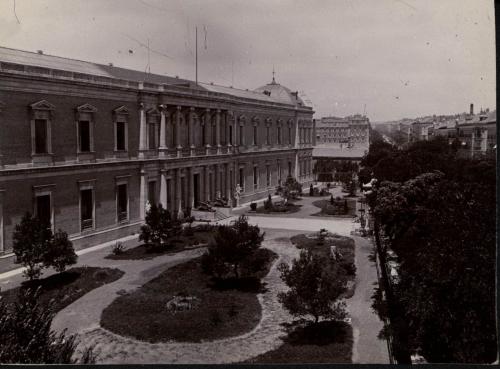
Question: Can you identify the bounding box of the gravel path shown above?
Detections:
[56,235,301,364]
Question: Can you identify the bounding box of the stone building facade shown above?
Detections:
[0,47,314,258]
[315,114,370,148]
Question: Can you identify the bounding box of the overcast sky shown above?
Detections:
[0,0,495,121]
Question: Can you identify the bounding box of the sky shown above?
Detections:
[0,0,496,121]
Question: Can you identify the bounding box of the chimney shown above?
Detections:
[37,50,43,55]
[470,103,474,115]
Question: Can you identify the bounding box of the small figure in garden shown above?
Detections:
[330,194,334,205]
[309,184,314,196]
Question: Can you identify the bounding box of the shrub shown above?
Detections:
[202,215,265,279]
[13,213,77,281]
[139,204,181,249]
[112,242,124,255]
[250,202,257,211]
[0,288,95,363]
[330,194,334,205]
[278,250,348,324]
[325,204,336,215]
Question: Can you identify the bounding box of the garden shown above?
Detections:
[311,195,356,218]
[100,215,278,342]
[251,176,303,215]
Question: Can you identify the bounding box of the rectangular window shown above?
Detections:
[266,126,270,145]
[288,126,292,144]
[35,194,51,227]
[288,161,292,175]
[253,166,258,189]
[148,123,157,150]
[80,189,94,231]
[266,165,271,187]
[148,181,156,205]
[116,121,126,151]
[277,127,281,144]
[239,168,244,190]
[253,126,258,145]
[278,162,282,184]
[239,126,244,145]
[229,125,233,145]
[181,177,186,208]
[35,119,48,154]
[79,120,91,152]
[117,184,128,222]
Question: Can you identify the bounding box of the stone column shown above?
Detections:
[214,163,220,199]
[216,109,221,154]
[176,106,182,157]
[139,168,146,220]
[187,166,194,209]
[159,104,167,157]
[138,102,146,158]
[189,107,195,156]
[204,165,210,201]
[176,168,183,219]
[204,108,211,155]
[160,169,167,209]
[225,163,231,203]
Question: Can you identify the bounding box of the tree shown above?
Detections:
[13,213,77,281]
[202,215,265,279]
[278,176,302,203]
[0,288,95,364]
[278,250,348,324]
[139,204,181,249]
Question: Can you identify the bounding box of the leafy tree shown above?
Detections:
[278,176,302,202]
[278,250,348,324]
[13,213,77,281]
[202,215,265,279]
[0,288,95,364]
[139,204,181,249]
[373,166,496,362]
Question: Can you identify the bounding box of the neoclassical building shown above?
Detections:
[0,47,315,260]
[315,114,370,147]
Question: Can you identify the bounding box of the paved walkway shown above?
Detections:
[58,231,303,364]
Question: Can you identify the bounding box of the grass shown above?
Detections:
[106,227,214,260]
[255,202,302,214]
[100,248,278,343]
[0,267,124,313]
[245,320,353,363]
[311,199,356,217]
[290,233,356,298]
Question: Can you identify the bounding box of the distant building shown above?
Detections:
[315,114,370,148]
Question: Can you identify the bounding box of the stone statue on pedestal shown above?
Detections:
[234,184,242,207]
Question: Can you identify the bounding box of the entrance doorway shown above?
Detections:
[193,173,200,207]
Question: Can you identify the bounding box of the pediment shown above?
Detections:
[30,100,55,111]
[113,105,130,115]
[76,103,98,113]
[146,107,160,116]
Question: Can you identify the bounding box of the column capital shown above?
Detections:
[159,104,167,112]
[189,106,196,112]
[205,108,211,113]
[139,102,145,109]
[176,105,182,111]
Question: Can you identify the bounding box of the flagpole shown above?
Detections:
[195,26,198,85]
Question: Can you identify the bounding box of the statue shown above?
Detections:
[234,184,242,207]
[145,200,151,213]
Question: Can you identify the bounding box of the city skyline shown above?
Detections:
[0,0,495,121]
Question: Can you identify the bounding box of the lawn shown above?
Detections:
[290,232,356,297]
[311,198,356,217]
[100,248,278,343]
[245,320,353,363]
[0,267,124,313]
[106,226,214,260]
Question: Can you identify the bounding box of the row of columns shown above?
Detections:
[139,163,235,220]
[139,104,226,157]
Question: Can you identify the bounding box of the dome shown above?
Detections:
[253,78,306,106]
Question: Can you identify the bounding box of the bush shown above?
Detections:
[250,202,257,211]
[13,213,77,281]
[112,242,124,255]
[330,194,334,205]
[278,250,348,324]
[0,288,95,364]
[139,204,181,250]
[202,215,265,279]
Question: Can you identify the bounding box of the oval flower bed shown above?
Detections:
[100,248,278,343]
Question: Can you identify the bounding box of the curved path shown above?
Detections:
[52,233,301,364]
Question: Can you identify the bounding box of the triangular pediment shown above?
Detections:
[146,107,160,116]
[113,105,130,115]
[76,103,98,113]
[30,100,55,111]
